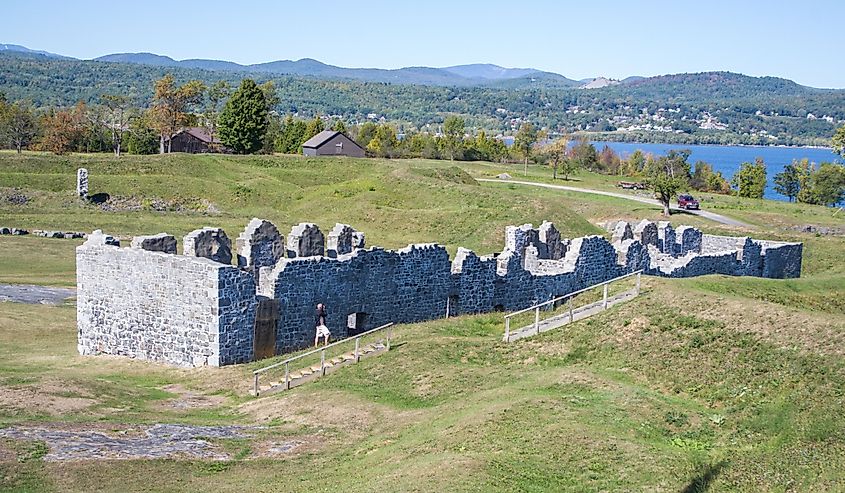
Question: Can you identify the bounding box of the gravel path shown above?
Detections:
[478,178,752,228]
[0,284,76,304]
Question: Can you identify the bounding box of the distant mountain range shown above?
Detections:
[1,42,842,147]
[0,43,636,89]
[92,52,584,87]
[0,43,72,60]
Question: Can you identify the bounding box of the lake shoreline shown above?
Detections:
[578,141,841,202]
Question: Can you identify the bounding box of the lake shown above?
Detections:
[589,141,841,201]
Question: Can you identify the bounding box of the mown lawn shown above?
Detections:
[0,151,843,492]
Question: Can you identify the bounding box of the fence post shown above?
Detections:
[253,373,259,396]
[321,349,326,376]
[534,307,540,334]
[505,316,510,342]
[636,271,641,295]
[355,337,360,362]
[569,296,574,322]
[386,325,392,351]
[603,283,608,309]
[284,362,290,390]
[446,297,450,319]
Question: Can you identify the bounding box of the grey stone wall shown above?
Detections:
[77,218,804,367]
[77,232,256,367]
[236,219,285,285]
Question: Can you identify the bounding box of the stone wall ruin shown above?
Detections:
[77,218,803,367]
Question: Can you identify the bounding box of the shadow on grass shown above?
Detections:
[680,461,727,493]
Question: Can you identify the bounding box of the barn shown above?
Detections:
[302,130,365,158]
[170,127,221,153]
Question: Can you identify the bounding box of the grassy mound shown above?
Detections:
[409,165,478,185]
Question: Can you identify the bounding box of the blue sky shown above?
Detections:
[4,0,842,87]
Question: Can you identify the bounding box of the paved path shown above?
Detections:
[0,284,76,305]
[478,178,751,228]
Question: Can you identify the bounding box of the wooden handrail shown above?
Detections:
[252,322,395,396]
[254,322,394,375]
[503,270,643,342]
[503,270,643,320]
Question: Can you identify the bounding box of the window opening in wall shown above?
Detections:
[347,312,369,336]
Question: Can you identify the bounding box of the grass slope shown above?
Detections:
[0,152,843,491]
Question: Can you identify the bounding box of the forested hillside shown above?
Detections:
[1,52,843,145]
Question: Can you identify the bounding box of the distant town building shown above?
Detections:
[302,130,365,158]
[170,127,221,153]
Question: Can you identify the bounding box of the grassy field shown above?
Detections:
[0,151,843,492]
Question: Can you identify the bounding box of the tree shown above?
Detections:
[332,119,347,133]
[442,115,465,161]
[203,81,230,152]
[731,158,767,198]
[263,114,282,154]
[645,150,692,216]
[366,124,398,158]
[794,159,816,204]
[0,101,38,153]
[150,74,205,153]
[276,115,308,154]
[126,112,159,155]
[810,163,845,206]
[354,122,378,148]
[833,124,845,158]
[542,137,573,180]
[258,81,279,113]
[39,107,83,155]
[218,79,268,154]
[101,94,131,156]
[305,116,324,139]
[598,145,622,174]
[773,162,801,202]
[569,138,598,171]
[627,149,646,174]
[691,161,729,193]
[514,122,538,174]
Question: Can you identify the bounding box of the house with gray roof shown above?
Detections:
[302,131,365,158]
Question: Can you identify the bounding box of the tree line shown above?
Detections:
[1,74,843,207]
[2,53,843,147]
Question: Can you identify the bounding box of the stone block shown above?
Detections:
[77,168,89,197]
[131,233,177,254]
[184,227,232,265]
[287,223,325,257]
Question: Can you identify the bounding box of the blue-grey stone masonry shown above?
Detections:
[77,219,803,367]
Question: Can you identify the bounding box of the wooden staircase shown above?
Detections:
[258,342,387,394]
[252,324,393,396]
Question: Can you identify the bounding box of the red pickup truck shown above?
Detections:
[677,194,700,210]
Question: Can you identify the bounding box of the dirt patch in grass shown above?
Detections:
[154,384,226,411]
[241,391,377,432]
[252,434,324,459]
[0,383,96,416]
[240,390,423,437]
[0,440,16,462]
